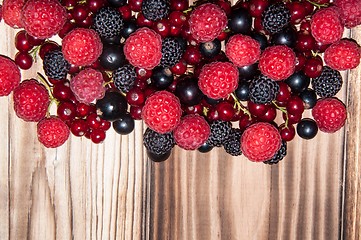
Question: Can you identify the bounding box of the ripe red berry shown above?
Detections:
[37,116,70,148]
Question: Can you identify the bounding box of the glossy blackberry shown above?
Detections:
[206,120,232,147]
[311,66,342,98]
[160,37,185,67]
[223,128,242,156]
[262,3,291,34]
[113,64,137,93]
[249,75,280,104]
[141,0,170,21]
[143,128,175,155]
[264,141,287,165]
[93,7,123,39]
[43,50,70,80]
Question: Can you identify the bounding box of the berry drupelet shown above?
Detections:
[93,6,124,39]
[249,75,280,104]
[311,66,343,98]
[262,3,291,34]
[113,64,137,93]
[143,127,175,155]
[43,49,70,80]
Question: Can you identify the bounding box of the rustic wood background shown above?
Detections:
[0,1,361,239]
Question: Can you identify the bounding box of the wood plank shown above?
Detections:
[342,25,361,240]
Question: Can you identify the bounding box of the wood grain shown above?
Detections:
[0,1,360,240]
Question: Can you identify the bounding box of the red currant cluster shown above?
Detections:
[0,0,360,163]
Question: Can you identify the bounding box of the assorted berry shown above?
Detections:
[0,0,360,164]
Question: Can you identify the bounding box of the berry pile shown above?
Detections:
[0,0,360,164]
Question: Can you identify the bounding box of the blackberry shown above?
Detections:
[160,37,185,67]
[43,50,70,80]
[141,0,170,21]
[206,120,232,147]
[143,128,175,155]
[264,141,287,165]
[262,3,291,34]
[113,64,137,93]
[223,128,242,156]
[311,66,343,98]
[93,7,123,39]
[249,75,280,104]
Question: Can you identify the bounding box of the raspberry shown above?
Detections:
[259,45,296,81]
[312,97,347,133]
[311,7,344,45]
[188,3,228,43]
[241,122,282,162]
[141,91,182,134]
[62,28,103,67]
[173,114,210,150]
[0,55,21,96]
[198,61,239,99]
[124,27,162,70]
[21,0,67,39]
[324,39,361,71]
[13,79,50,122]
[70,68,106,104]
[2,0,25,28]
[37,116,70,148]
[334,0,361,28]
[225,34,261,67]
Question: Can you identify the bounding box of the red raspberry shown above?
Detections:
[124,27,162,70]
[241,122,282,162]
[225,34,261,67]
[37,116,70,148]
[173,114,210,150]
[62,28,103,67]
[334,0,361,28]
[70,68,106,104]
[198,61,239,99]
[259,45,296,81]
[312,98,347,133]
[141,91,182,134]
[21,0,67,39]
[13,79,50,122]
[311,7,344,44]
[2,0,25,28]
[0,55,21,96]
[188,3,228,43]
[324,39,361,71]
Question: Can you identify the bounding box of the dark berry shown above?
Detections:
[142,0,170,21]
[147,149,172,162]
[112,113,135,135]
[43,50,70,80]
[262,3,291,34]
[143,127,175,155]
[120,19,138,39]
[264,140,287,164]
[270,27,297,48]
[238,62,260,81]
[249,75,280,104]
[113,64,137,93]
[175,76,203,106]
[300,88,317,109]
[285,71,310,93]
[199,39,222,58]
[160,37,185,67]
[311,66,342,98]
[96,91,128,121]
[297,118,318,139]
[151,66,174,90]
[99,44,126,71]
[235,81,250,101]
[206,120,232,147]
[93,7,124,39]
[228,7,252,34]
[223,128,242,156]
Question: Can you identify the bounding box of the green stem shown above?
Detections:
[230,93,252,119]
[305,0,329,9]
[272,100,289,127]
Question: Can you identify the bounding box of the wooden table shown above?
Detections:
[0,3,361,240]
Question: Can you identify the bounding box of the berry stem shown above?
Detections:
[272,100,289,127]
[305,0,329,9]
[37,72,59,117]
[230,93,252,119]
[29,45,41,63]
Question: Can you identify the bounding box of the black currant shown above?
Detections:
[120,19,138,39]
[107,0,127,7]
[238,62,260,80]
[198,141,213,153]
[199,39,221,58]
[151,66,174,90]
[101,34,121,45]
[96,91,128,121]
[250,31,268,50]
[270,27,297,48]
[99,44,126,71]
[228,7,252,34]
[300,88,317,109]
[285,71,310,93]
[147,150,172,162]
[235,80,250,101]
[297,118,318,139]
[112,113,135,135]
[175,76,203,106]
